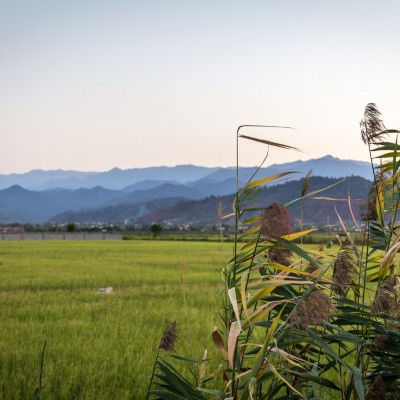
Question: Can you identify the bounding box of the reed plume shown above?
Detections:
[366,375,386,400]
[373,334,389,351]
[372,277,399,316]
[291,290,335,330]
[301,169,313,198]
[332,243,357,296]
[159,321,178,352]
[268,247,292,266]
[360,184,378,221]
[360,103,387,145]
[147,321,178,399]
[260,203,292,240]
[366,375,400,400]
[260,203,293,265]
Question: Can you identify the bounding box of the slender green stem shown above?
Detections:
[146,346,161,400]
[34,339,47,400]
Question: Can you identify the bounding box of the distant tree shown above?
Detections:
[66,223,76,233]
[150,224,162,239]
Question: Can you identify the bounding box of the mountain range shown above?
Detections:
[0,155,373,225]
[48,176,371,228]
[0,155,372,191]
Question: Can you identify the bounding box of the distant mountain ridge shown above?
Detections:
[50,176,371,227]
[0,156,374,224]
[136,175,371,227]
[0,156,372,191]
[0,165,220,191]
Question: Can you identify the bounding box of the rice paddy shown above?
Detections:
[0,240,228,399]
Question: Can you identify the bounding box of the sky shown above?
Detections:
[1,0,399,173]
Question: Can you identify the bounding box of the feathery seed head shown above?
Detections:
[366,375,386,400]
[373,334,389,351]
[260,203,292,241]
[301,169,313,198]
[360,183,379,222]
[268,247,292,266]
[291,291,335,330]
[360,103,387,145]
[332,243,357,296]
[372,277,399,316]
[159,321,178,352]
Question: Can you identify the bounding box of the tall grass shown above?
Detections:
[148,105,400,399]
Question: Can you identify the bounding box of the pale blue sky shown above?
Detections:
[1,1,399,173]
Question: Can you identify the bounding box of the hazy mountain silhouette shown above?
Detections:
[49,176,371,227]
[0,156,374,223]
[135,176,371,227]
[0,156,372,191]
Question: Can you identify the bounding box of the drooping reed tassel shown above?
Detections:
[332,243,357,297]
[360,103,387,145]
[159,321,178,352]
[146,321,178,399]
[260,203,292,240]
[290,291,335,330]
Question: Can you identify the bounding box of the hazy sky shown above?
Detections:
[1,1,399,173]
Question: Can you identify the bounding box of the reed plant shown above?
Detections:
[148,105,400,399]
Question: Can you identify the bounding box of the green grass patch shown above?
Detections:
[0,240,228,399]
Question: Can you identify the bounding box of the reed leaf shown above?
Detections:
[251,308,285,379]
[285,178,346,207]
[228,321,241,368]
[241,300,291,330]
[306,330,351,371]
[238,134,301,151]
[228,287,241,328]
[151,358,207,400]
[266,360,306,399]
[239,171,297,192]
[281,227,317,241]
[212,327,228,359]
[353,367,365,400]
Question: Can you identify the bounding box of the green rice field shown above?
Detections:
[0,240,229,399]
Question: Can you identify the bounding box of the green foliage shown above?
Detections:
[66,222,76,232]
[149,107,400,399]
[151,223,163,238]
